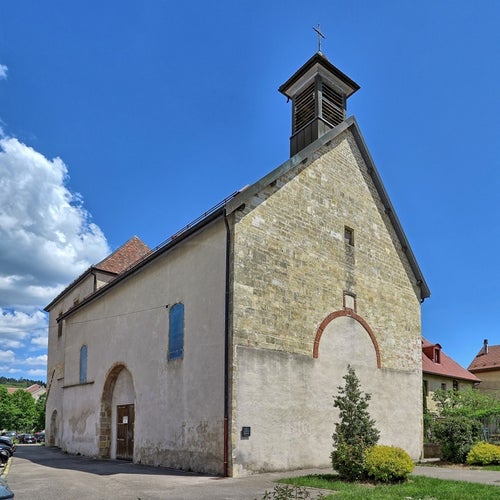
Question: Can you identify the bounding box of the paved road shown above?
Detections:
[3,445,500,499]
[1,445,326,500]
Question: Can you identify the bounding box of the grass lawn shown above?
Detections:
[480,464,500,471]
[279,473,500,499]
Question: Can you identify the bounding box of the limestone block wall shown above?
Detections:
[230,127,423,474]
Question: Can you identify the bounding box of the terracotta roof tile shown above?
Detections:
[422,338,480,382]
[95,236,150,275]
[26,384,45,394]
[468,345,500,373]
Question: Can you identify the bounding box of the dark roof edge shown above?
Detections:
[55,115,430,319]
[278,52,360,97]
[422,368,480,382]
[44,267,117,312]
[58,209,226,322]
[227,116,430,301]
[468,366,500,374]
[349,118,430,300]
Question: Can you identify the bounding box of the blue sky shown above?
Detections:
[0,1,499,381]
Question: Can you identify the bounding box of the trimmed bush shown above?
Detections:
[466,441,500,465]
[433,416,482,463]
[364,445,414,483]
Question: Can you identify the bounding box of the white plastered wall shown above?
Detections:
[57,219,227,474]
[232,315,422,476]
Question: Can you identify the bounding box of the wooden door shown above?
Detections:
[116,404,134,460]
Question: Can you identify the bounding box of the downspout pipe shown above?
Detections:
[223,210,231,477]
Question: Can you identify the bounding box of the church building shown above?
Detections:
[45,49,430,477]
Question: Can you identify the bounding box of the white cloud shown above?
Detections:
[0,137,110,308]
[27,368,46,378]
[0,135,111,381]
[31,335,48,348]
[0,350,15,363]
[0,309,47,349]
[0,64,7,80]
[24,354,47,366]
[0,366,21,375]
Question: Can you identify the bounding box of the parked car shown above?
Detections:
[0,438,14,454]
[0,445,13,458]
[0,449,9,465]
[1,431,17,440]
[21,434,36,444]
[0,478,14,499]
[35,432,45,443]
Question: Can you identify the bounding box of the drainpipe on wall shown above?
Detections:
[223,210,231,477]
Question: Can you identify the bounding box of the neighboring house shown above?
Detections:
[6,384,47,401]
[45,50,430,477]
[468,339,500,395]
[422,338,480,412]
[25,384,47,401]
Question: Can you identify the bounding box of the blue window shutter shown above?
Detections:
[169,303,184,360]
[79,345,87,383]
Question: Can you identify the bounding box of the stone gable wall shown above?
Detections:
[232,129,422,371]
[229,127,424,474]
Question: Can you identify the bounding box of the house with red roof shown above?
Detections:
[468,340,500,395]
[422,338,480,412]
[6,384,46,401]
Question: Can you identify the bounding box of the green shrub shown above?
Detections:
[331,440,366,482]
[466,441,500,465]
[433,416,482,463]
[364,445,414,483]
[331,365,379,481]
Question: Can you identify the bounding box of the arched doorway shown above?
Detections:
[98,364,136,460]
[49,409,58,447]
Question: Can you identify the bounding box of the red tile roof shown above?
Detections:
[95,236,150,274]
[26,384,45,394]
[468,345,500,373]
[422,338,480,382]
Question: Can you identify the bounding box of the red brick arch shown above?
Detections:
[313,309,381,368]
[98,363,135,459]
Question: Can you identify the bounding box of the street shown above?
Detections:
[2,444,307,500]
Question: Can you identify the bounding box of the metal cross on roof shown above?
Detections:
[313,24,325,52]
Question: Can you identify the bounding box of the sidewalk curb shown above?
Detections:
[0,457,12,479]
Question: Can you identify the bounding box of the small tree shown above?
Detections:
[10,389,36,432]
[34,394,46,431]
[431,388,499,462]
[331,365,380,481]
[433,415,482,463]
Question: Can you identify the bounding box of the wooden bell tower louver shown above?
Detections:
[279,52,360,157]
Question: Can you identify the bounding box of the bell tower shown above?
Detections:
[279,47,360,157]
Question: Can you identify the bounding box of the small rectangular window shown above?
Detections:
[344,226,354,246]
[453,380,459,391]
[434,349,440,364]
[441,383,447,391]
[343,292,356,312]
